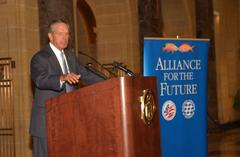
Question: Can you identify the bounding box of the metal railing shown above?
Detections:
[0,58,14,157]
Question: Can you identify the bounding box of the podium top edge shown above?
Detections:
[144,37,210,41]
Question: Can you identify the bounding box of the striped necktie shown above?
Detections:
[61,52,74,92]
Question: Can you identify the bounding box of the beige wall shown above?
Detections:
[161,0,196,38]
[0,0,39,157]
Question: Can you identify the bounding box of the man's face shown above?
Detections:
[48,22,69,51]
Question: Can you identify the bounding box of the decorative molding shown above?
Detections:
[0,65,3,81]
[0,18,9,57]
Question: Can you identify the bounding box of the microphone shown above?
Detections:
[112,61,135,77]
[78,51,117,78]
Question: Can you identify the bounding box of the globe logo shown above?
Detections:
[182,100,195,119]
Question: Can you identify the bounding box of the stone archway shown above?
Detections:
[75,0,97,65]
[73,1,141,74]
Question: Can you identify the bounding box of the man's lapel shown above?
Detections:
[46,45,63,74]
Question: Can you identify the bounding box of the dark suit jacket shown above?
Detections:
[30,44,104,137]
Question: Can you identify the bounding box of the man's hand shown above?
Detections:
[60,73,81,84]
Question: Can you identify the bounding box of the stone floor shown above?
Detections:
[208,125,240,157]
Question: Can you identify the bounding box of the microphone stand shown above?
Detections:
[112,61,136,77]
[78,51,117,78]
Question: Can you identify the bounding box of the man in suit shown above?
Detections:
[30,19,104,157]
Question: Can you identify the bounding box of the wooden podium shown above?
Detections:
[46,76,161,157]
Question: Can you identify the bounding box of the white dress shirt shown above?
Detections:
[49,43,70,73]
[49,43,70,87]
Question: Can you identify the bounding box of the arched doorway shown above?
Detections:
[75,0,97,65]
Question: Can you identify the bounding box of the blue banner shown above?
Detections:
[143,38,209,157]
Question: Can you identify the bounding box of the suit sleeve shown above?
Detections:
[31,54,62,91]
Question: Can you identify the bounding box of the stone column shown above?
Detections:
[195,0,219,125]
[137,0,163,73]
[38,0,75,49]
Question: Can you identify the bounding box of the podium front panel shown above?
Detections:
[46,76,161,157]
